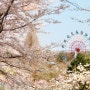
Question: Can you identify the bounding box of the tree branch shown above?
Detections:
[0,0,15,33]
[2,0,15,23]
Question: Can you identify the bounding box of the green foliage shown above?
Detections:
[33,69,59,81]
[0,85,5,90]
[0,87,5,90]
[67,53,90,72]
[78,82,90,90]
[57,52,65,61]
[6,51,11,57]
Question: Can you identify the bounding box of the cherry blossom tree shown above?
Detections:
[0,0,69,89]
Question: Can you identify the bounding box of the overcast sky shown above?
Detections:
[37,0,90,51]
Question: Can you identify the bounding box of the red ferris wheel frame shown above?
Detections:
[69,41,86,53]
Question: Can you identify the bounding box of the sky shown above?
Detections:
[37,0,90,51]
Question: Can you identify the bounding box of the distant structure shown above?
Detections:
[61,31,90,59]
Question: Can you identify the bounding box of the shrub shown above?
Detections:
[67,53,90,72]
[57,52,66,61]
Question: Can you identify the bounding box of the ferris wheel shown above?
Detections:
[61,30,90,59]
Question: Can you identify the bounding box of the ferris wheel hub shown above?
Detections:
[75,47,80,52]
